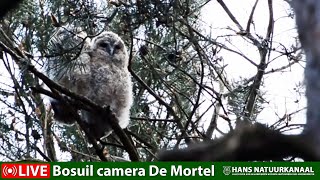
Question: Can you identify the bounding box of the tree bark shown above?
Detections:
[293,0,320,158]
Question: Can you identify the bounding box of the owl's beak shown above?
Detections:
[107,47,114,56]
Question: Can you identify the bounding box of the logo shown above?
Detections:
[2,165,18,177]
[223,166,231,175]
[1,163,50,178]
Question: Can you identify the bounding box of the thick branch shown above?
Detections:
[293,0,320,157]
[158,123,320,161]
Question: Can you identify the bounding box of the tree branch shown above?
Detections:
[158,123,320,161]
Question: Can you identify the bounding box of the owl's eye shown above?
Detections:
[114,44,122,50]
[99,42,109,48]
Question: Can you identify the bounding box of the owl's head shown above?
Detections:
[90,31,129,68]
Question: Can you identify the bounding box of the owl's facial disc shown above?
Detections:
[98,40,123,56]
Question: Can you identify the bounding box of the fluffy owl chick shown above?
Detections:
[48,30,133,139]
[82,31,133,138]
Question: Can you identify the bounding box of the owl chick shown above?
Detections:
[47,29,133,139]
[82,31,133,138]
